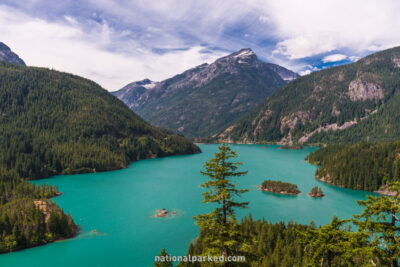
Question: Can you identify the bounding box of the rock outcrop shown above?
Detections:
[113,48,299,138]
[348,79,384,102]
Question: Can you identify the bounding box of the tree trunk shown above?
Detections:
[223,199,227,225]
[392,212,398,267]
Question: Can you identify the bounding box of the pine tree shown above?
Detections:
[194,143,249,262]
[354,181,400,266]
[154,248,173,267]
[301,215,376,267]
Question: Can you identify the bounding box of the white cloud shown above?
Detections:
[273,36,336,59]
[322,54,347,63]
[0,4,226,91]
[1,0,400,88]
[258,15,270,23]
[299,70,312,76]
[264,0,400,59]
[349,56,361,62]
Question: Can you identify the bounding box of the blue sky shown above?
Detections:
[0,0,399,91]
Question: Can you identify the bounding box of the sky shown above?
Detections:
[0,0,399,91]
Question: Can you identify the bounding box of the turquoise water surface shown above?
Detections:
[0,144,374,266]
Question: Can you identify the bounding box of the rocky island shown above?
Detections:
[309,186,325,197]
[260,180,301,195]
[156,208,169,217]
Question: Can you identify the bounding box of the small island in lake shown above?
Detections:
[309,186,325,197]
[156,208,169,217]
[260,180,301,195]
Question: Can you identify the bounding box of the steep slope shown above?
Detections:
[0,42,25,65]
[0,62,200,179]
[218,46,400,144]
[0,61,199,253]
[113,48,299,138]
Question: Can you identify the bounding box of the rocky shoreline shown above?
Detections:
[315,174,396,196]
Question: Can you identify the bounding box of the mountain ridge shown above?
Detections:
[0,42,25,65]
[113,48,299,138]
[216,46,400,144]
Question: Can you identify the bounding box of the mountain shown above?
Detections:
[113,48,299,138]
[0,62,200,180]
[0,61,199,253]
[217,46,400,144]
[0,42,25,65]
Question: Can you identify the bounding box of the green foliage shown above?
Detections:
[222,46,400,144]
[0,199,77,253]
[260,180,300,194]
[180,216,310,267]
[0,62,200,181]
[154,248,173,267]
[300,216,374,266]
[194,144,249,261]
[0,62,200,253]
[306,141,400,191]
[353,181,400,266]
[179,143,400,266]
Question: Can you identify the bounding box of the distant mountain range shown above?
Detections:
[113,48,299,138]
[216,46,400,144]
[0,42,25,65]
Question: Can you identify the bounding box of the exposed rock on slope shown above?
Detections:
[217,46,400,144]
[113,48,299,138]
[348,79,383,101]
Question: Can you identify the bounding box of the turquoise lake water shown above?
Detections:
[0,144,374,266]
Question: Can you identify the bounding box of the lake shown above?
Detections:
[0,144,374,266]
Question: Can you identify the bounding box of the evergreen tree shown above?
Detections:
[154,248,173,267]
[354,181,400,266]
[300,216,373,266]
[194,143,249,262]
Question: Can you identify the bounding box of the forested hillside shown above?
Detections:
[306,141,400,191]
[179,217,310,267]
[0,62,199,179]
[217,46,400,144]
[0,61,199,253]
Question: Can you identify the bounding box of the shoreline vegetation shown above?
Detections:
[172,144,400,266]
[260,180,301,195]
[0,62,200,254]
[310,171,396,197]
[278,144,304,150]
[0,195,79,254]
[306,142,400,196]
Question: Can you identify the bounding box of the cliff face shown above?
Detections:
[217,46,400,144]
[113,48,299,138]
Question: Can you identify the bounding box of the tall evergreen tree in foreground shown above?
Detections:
[178,145,400,266]
[194,144,249,262]
[354,181,400,267]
